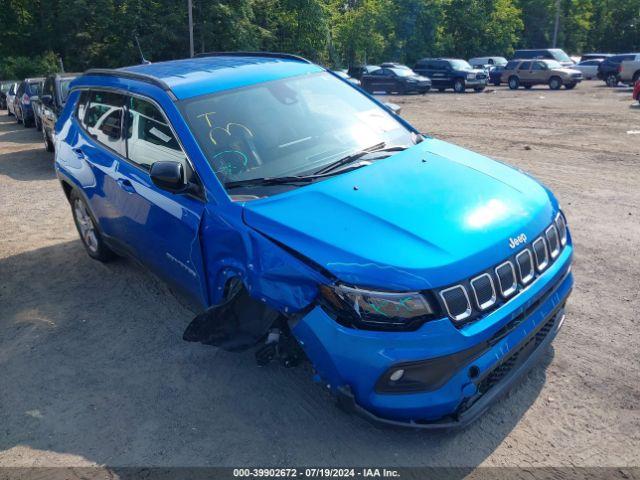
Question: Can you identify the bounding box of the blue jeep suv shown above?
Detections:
[55,52,573,428]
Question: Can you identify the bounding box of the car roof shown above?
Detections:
[100,53,324,100]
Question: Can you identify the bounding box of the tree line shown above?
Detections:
[1,0,638,79]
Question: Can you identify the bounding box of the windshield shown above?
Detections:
[450,60,473,70]
[544,60,563,69]
[181,72,414,186]
[550,49,572,62]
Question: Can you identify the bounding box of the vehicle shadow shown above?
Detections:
[0,239,554,469]
[0,110,44,145]
[0,148,55,181]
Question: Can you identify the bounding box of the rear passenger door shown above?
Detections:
[429,61,449,87]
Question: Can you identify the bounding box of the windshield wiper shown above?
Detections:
[313,142,408,175]
[225,175,317,189]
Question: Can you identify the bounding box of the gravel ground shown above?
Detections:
[0,82,639,470]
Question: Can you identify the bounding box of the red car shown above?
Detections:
[634,80,640,102]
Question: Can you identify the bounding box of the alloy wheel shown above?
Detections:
[73,198,99,253]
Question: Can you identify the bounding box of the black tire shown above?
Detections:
[524,84,533,90]
[492,80,501,86]
[70,190,116,262]
[420,86,431,94]
[548,76,562,90]
[437,87,445,92]
[565,82,577,90]
[605,74,618,87]
[508,76,519,89]
[453,78,465,93]
[43,127,54,152]
[632,71,640,84]
[474,86,485,92]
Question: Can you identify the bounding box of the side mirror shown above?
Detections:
[150,161,186,193]
[384,102,402,116]
[41,94,53,106]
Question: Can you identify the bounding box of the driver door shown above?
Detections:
[531,61,548,84]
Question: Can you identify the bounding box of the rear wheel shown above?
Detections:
[565,82,577,90]
[492,80,501,86]
[549,76,562,90]
[474,86,485,92]
[70,190,116,262]
[508,76,519,89]
[524,84,533,90]
[437,87,445,92]
[453,79,465,93]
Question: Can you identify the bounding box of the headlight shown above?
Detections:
[319,284,436,330]
[467,73,476,80]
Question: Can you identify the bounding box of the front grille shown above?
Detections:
[495,261,517,298]
[470,274,496,310]
[546,225,560,258]
[437,215,569,325]
[439,285,471,321]
[532,237,549,271]
[555,213,567,245]
[516,249,534,284]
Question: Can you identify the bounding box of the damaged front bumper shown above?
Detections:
[291,245,573,428]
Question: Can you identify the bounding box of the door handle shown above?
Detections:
[117,178,135,193]
[73,148,85,159]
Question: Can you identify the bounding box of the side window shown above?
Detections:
[83,91,126,156]
[125,96,186,170]
[519,61,532,71]
[370,69,385,76]
[505,60,519,70]
[17,83,25,96]
[532,61,545,70]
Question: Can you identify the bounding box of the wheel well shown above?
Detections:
[60,180,73,202]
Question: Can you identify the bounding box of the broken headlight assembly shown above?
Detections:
[319,284,439,331]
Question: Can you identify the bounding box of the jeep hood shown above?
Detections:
[243,138,558,291]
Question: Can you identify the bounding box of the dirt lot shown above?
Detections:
[0,82,639,470]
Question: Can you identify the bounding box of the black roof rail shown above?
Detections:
[194,51,312,64]
[83,68,173,93]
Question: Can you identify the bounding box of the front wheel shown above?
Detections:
[508,76,519,89]
[70,190,116,262]
[43,127,54,152]
[605,74,618,87]
[549,76,562,90]
[453,79,465,93]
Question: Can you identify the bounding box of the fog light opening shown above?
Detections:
[389,369,405,382]
[468,366,480,379]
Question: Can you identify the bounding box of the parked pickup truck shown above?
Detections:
[619,57,640,85]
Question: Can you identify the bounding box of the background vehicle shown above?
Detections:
[489,65,505,85]
[5,82,18,116]
[512,49,575,67]
[347,64,380,81]
[361,66,431,94]
[414,58,487,93]
[40,73,77,151]
[469,56,508,68]
[503,59,582,90]
[332,70,361,86]
[14,77,44,127]
[0,80,17,109]
[597,54,640,86]
[31,79,45,131]
[579,53,612,62]
[573,59,603,79]
[619,58,640,85]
